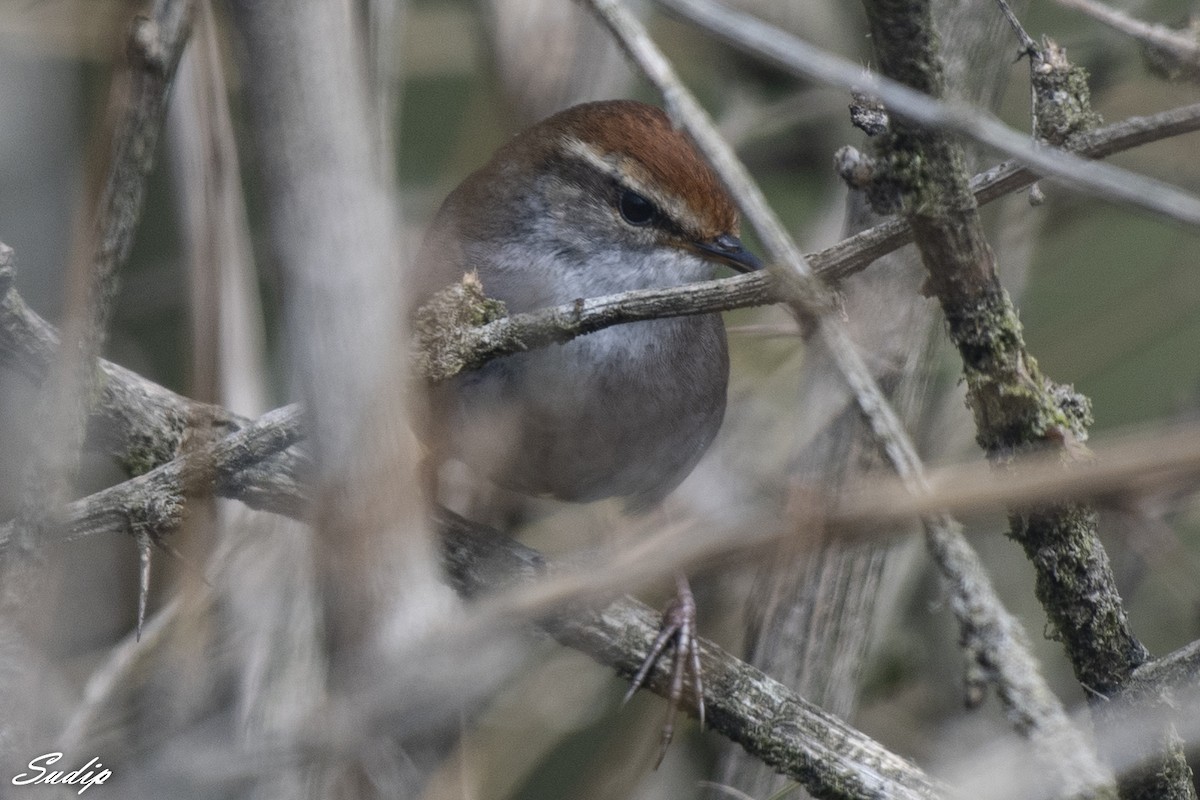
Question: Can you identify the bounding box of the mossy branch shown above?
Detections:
[9,240,1200,796]
[859,2,1193,798]
[3,249,938,799]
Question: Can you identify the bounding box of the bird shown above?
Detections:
[413,99,762,761]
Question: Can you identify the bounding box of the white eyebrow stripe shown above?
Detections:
[558,136,706,236]
[560,137,623,181]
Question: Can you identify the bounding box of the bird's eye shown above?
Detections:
[618,189,656,226]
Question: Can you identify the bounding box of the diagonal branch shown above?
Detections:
[857,1,1192,798]
[0,396,941,800]
[4,241,942,797]
[0,405,305,555]
[579,0,1114,795]
[7,0,196,558]
[440,507,944,800]
[8,250,1200,797]
[655,0,1200,229]
[1054,0,1200,83]
[417,98,1200,379]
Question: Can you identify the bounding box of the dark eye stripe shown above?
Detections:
[618,189,657,226]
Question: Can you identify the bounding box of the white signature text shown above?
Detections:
[11,752,111,795]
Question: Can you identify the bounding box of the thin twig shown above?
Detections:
[97,0,196,281]
[818,101,1200,281]
[439,508,945,800]
[858,0,1188,795]
[8,0,195,561]
[9,260,1200,796]
[581,0,1114,793]
[415,99,1200,380]
[0,405,305,554]
[1055,0,1200,77]
[655,0,1200,229]
[995,0,1038,54]
[994,0,1047,156]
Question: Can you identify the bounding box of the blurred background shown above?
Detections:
[1,0,1199,797]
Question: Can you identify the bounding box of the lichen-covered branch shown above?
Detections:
[0,405,305,555]
[0,399,938,799]
[8,0,195,555]
[8,238,1200,796]
[439,507,943,800]
[582,1,1119,796]
[858,2,1193,798]
[3,253,936,799]
[655,0,1200,229]
[415,268,779,381]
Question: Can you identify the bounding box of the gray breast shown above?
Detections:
[421,190,731,511]
[446,312,729,511]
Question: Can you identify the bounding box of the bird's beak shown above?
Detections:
[692,233,764,273]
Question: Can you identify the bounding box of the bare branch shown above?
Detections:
[580,0,1112,790]
[7,0,195,556]
[857,0,1191,796]
[439,508,944,800]
[995,0,1038,54]
[417,269,776,381]
[10,254,1200,795]
[795,102,1200,283]
[1129,640,1200,696]
[1054,0,1200,83]
[0,405,304,555]
[0,378,942,800]
[655,0,1200,229]
[98,0,195,280]
[417,98,1200,378]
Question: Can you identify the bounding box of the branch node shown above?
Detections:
[833,145,877,189]
[1143,15,1200,83]
[1031,38,1103,146]
[414,271,508,382]
[129,15,169,76]
[849,90,890,136]
[964,657,989,709]
[136,532,152,640]
[0,241,14,295]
